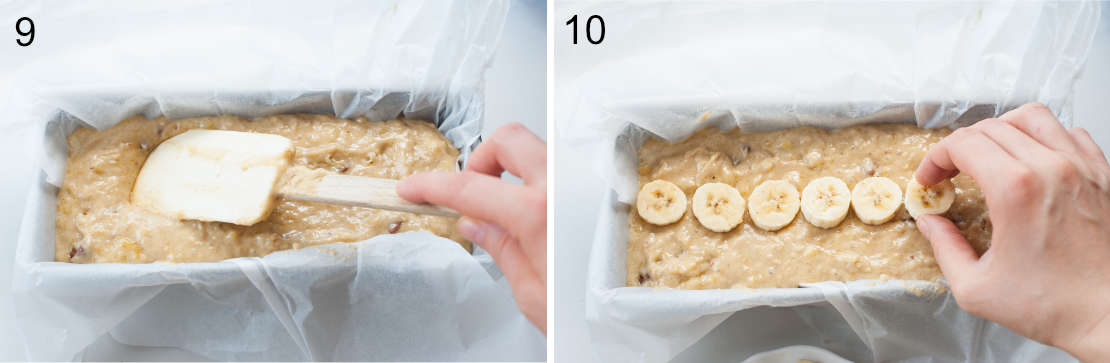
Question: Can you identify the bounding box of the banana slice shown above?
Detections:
[636,180,687,225]
[801,177,851,228]
[851,177,903,225]
[747,180,800,231]
[691,183,746,232]
[904,179,956,219]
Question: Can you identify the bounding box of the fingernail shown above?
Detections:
[916,217,931,238]
[395,178,413,198]
[458,218,484,242]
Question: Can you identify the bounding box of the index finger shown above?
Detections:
[915,128,1024,199]
[466,123,547,185]
[397,171,545,239]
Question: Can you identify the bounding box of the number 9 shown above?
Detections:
[16,17,34,47]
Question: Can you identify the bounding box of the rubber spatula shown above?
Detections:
[131,129,459,226]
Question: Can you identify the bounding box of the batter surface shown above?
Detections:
[627,124,991,289]
[56,114,468,263]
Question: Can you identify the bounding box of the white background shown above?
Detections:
[553,3,1110,363]
[0,0,545,360]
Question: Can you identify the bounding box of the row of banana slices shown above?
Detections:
[636,176,956,232]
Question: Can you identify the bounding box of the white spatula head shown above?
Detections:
[132,129,293,225]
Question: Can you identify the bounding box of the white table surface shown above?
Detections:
[0,0,545,360]
[552,4,1110,363]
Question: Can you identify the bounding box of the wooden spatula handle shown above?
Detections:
[282,175,461,218]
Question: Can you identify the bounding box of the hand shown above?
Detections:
[397,123,547,334]
[914,103,1110,361]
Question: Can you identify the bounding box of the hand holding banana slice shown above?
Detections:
[636,180,687,225]
[748,180,800,231]
[851,176,903,225]
[904,179,955,219]
[801,176,851,228]
[691,182,746,232]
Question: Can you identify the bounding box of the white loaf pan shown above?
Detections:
[584,104,1068,363]
[12,91,541,361]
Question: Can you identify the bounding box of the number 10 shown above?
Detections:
[565,15,605,45]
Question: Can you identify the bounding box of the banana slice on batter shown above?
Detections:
[851,176,903,225]
[801,176,851,228]
[747,180,800,231]
[636,180,687,225]
[691,182,746,232]
[904,179,956,219]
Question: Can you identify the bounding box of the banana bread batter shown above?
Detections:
[627,124,990,289]
[56,114,468,263]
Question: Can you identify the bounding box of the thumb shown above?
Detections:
[916,214,980,286]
